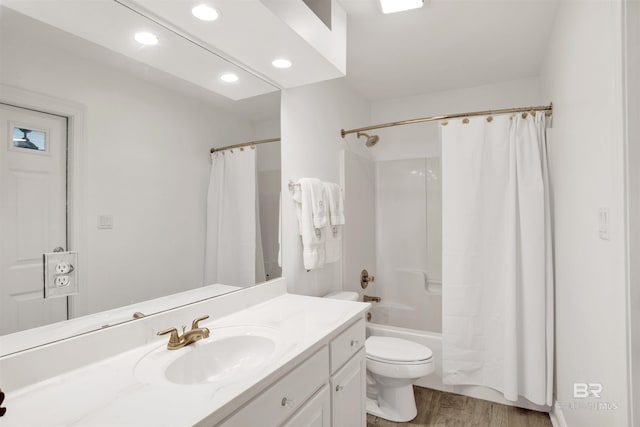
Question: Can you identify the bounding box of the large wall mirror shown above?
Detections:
[0,3,281,355]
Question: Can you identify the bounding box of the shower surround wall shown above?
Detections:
[373,157,442,332]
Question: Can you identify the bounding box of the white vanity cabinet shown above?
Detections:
[217,317,366,427]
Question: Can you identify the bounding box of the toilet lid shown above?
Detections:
[366,336,432,363]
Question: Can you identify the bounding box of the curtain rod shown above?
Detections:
[340,103,553,137]
[210,137,280,154]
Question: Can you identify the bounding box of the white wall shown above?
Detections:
[540,1,630,425]
[624,0,640,424]
[280,78,370,296]
[1,19,259,316]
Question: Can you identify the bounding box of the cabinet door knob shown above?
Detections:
[335,385,344,392]
[350,339,360,347]
[281,397,294,407]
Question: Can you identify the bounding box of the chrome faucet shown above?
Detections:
[363,295,381,303]
[157,315,210,350]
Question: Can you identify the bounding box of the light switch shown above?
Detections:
[598,208,610,240]
[97,214,113,230]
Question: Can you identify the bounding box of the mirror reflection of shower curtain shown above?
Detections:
[441,113,553,406]
[205,150,263,286]
[255,172,266,283]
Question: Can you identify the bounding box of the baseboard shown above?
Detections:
[550,401,568,427]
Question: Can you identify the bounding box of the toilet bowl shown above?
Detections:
[365,336,434,422]
[323,291,435,423]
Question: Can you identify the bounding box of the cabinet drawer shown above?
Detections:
[329,318,365,374]
[219,347,329,427]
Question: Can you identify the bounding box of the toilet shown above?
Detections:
[324,291,435,422]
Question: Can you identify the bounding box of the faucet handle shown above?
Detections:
[157,327,181,345]
[191,315,210,330]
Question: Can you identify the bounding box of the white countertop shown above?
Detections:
[2,294,368,426]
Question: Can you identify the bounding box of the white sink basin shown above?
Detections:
[135,325,283,386]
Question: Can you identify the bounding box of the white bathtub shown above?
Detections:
[366,322,550,412]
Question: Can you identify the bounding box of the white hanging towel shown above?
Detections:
[291,179,326,270]
[325,182,345,225]
[324,182,344,263]
[308,178,329,228]
[324,224,342,263]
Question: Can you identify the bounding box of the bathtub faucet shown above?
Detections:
[363,295,381,303]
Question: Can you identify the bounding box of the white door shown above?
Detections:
[0,103,68,335]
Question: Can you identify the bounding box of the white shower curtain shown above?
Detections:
[441,113,553,406]
[205,150,261,286]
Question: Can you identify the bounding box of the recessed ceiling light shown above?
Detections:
[380,0,424,14]
[192,4,219,21]
[134,32,159,45]
[220,73,239,83]
[272,58,293,69]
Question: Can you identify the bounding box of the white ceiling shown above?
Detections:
[338,0,560,101]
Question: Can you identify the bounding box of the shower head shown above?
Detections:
[357,132,379,147]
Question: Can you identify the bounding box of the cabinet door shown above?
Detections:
[331,349,366,427]
[281,385,330,427]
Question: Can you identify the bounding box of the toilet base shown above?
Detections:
[365,383,418,422]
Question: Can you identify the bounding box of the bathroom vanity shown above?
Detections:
[0,279,369,426]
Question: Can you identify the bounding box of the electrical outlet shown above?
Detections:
[55,262,73,274]
[43,251,78,298]
[54,276,70,287]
